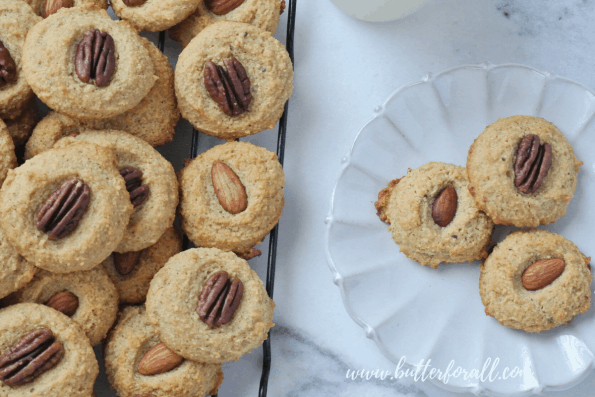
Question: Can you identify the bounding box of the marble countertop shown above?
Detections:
[94,1,595,396]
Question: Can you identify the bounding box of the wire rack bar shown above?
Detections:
[158,1,296,393]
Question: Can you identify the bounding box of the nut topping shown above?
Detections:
[123,0,147,6]
[211,161,248,214]
[522,258,565,291]
[113,250,143,276]
[204,0,245,15]
[45,291,79,317]
[75,29,116,87]
[120,168,149,207]
[513,134,552,194]
[0,329,64,387]
[197,271,244,328]
[37,178,91,240]
[137,343,183,376]
[43,0,74,18]
[0,40,17,88]
[431,186,457,227]
[204,58,252,117]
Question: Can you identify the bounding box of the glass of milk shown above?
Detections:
[330,0,430,22]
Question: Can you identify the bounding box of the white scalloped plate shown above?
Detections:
[325,63,595,396]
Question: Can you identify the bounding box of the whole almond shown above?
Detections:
[204,0,245,15]
[45,291,79,317]
[211,161,248,214]
[113,250,143,276]
[137,342,184,376]
[43,0,74,18]
[521,258,565,291]
[431,186,457,227]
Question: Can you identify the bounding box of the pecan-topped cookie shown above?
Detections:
[375,162,494,268]
[55,130,178,252]
[169,0,282,47]
[0,141,133,273]
[105,306,223,397]
[14,266,119,346]
[467,116,581,226]
[22,6,156,120]
[178,141,284,257]
[175,21,293,140]
[111,0,200,32]
[146,248,275,363]
[0,0,41,120]
[0,303,98,397]
[102,227,182,304]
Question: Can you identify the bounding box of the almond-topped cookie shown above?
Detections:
[375,162,494,268]
[22,6,156,120]
[169,0,282,47]
[105,306,223,397]
[466,116,581,227]
[0,141,133,273]
[175,21,293,140]
[146,248,275,363]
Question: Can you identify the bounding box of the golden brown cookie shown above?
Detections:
[375,162,494,268]
[480,229,592,332]
[175,21,293,140]
[105,306,223,397]
[178,141,284,256]
[0,225,38,301]
[14,266,119,346]
[0,303,98,396]
[0,141,133,273]
[111,0,200,32]
[0,0,41,120]
[102,227,182,304]
[467,116,581,227]
[0,118,17,186]
[169,0,282,47]
[55,130,178,252]
[146,248,275,363]
[22,6,156,120]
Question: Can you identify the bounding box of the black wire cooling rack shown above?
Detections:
[156,1,297,395]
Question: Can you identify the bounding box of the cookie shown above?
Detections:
[175,21,293,140]
[55,130,178,252]
[375,162,493,268]
[14,266,119,346]
[111,0,200,32]
[102,227,182,304]
[178,141,284,256]
[169,0,282,47]
[0,118,17,186]
[24,35,178,158]
[0,141,133,273]
[0,303,98,397]
[0,0,41,120]
[467,116,581,227]
[23,0,107,18]
[22,6,156,120]
[480,229,592,332]
[4,97,38,146]
[146,248,275,363]
[105,306,223,397]
[0,225,38,300]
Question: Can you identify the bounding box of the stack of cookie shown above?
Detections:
[0,0,292,395]
[375,115,592,333]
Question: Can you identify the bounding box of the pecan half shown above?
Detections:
[75,29,116,87]
[197,271,244,327]
[113,250,143,276]
[204,0,245,15]
[120,168,149,207]
[0,329,64,387]
[0,40,17,88]
[37,178,91,240]
[204,58,252,117]
[513,134,552,194]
